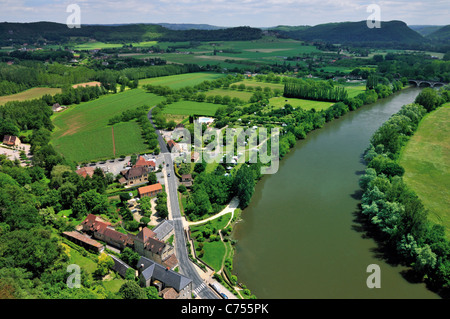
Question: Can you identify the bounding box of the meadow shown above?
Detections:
[162,100,220,116]
[127,37,319,67]
[0,87,62,105]
[51,88,164,162]
[268,96,334,111]
[399,103,450,235]
[139,72,226,89]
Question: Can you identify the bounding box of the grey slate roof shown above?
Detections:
[137,256,191,292]
[152,220,174,241]
[110,255,132,278]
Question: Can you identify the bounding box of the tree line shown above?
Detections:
[359,86,450,292]
[283,79,348,102]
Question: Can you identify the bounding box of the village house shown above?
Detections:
[167,139,182,153]
[137,256,192,299]
[152,220,174,243]
[2,135,21,147]
[81,214,133,250]
[181,174,192,187]
[134,155,156,171]
[62,230,104,253]
[138,183,163,198]
[119,166,149,187]
[133,226,178,269]
[75,166,95,178]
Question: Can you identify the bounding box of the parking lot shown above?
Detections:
[82,154,166,183]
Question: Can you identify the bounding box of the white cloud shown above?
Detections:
[0,0,447,26]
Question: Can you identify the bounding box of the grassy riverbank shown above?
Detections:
[399,102,450,235]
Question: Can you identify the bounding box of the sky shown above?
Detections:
[0,0,448,27]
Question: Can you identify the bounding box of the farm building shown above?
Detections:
[2,135,21,147]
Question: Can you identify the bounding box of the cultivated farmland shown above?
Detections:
[0,87,62,105]
[51,88,164,163]
[139,72,226,89]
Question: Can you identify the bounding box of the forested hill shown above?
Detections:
[274,20,426,46]
[426,25,450,44]
[0,22,262,45]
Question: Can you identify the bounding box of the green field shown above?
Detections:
[205,88,253,101]
[51,89,164,162]
[162,100,221,116]
[139,72,226,89]
[268,96,334,111]
[0,87,62,105]
[73,41,158,50]
[127,37,319,67]
[399,103,450,235]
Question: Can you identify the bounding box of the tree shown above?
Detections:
[139,196,152,217]
[94,253,114,279]
[233,165,255,209]
[145,286,161,299]
[414,88,441,112]
[148,172,157,185]
[119,281,147,299]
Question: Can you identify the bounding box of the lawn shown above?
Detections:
[399,103,450,236]
[343,84,367,98]
[205,88,253,101]
[139,72,226,89]
[162,100,221,116]
[191,213,232,271]
[0,87,62,105]
[51,88,164,162]
[268,96,334,111]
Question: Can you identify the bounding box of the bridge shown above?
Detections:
[408,79,448,88]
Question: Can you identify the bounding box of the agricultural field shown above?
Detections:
[73,41,158,50]
[139,72,226,89]
[205,88,253,101]
[162,100,220,117]
[127,37,319,67]
[0,87,62,105]
[399,103,450,235]
[51,88,165,163]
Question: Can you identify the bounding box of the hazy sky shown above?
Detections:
[1,0,449,27]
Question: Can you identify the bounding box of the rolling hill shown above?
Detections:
[426,25,450,44]
[273,20,426,46]
[0,22,262,46]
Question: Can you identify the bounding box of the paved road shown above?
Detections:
[148,108,218,300]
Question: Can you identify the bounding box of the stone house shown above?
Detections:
[137,256,192,299]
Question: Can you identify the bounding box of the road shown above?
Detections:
[148,108,218,300]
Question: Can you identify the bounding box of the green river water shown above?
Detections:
[232,87,440,299]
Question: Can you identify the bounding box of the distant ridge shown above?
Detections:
[272,20,426,45]
[409,25,445,37]
[0,21,261,45]
[426,25,450,44]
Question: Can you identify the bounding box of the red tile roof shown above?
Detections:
[138,183,163,197]
[76,166,95,178]
[134,156,156,168]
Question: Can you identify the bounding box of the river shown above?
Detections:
[232,87,440,299]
